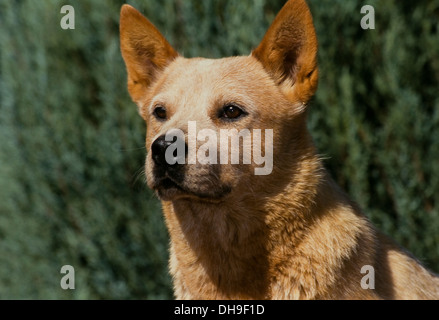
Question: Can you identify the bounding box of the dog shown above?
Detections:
[120,0,439,299]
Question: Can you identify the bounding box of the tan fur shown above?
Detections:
[120,0,439,300]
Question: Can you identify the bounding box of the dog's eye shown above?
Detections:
[221,104,246,120]
[153,106,167,120]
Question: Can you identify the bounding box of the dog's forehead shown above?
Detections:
[157,56,272,96]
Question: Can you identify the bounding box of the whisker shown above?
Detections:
[113,145,147,153]
[132,166,147,188]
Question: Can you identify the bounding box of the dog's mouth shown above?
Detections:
[160,178,183,190]
[154,176,230,203]
[154,177,184,200]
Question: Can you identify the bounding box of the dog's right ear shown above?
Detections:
[120,5,178,106]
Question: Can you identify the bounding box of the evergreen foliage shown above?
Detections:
[0,0,437,299]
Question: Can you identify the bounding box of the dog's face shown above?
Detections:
[144,57,281,202]
[120,0,319,202]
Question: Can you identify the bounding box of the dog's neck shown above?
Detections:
[160,149,351,299]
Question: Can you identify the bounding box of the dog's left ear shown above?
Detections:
[252,0,318,105]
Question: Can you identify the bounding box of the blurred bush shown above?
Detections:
[0,0,437,299]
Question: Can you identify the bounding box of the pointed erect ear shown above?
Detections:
[120,5,178,104]
[252,0,318,105]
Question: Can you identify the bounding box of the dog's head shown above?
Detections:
[120,0,318,203]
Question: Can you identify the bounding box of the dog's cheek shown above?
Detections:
[144,154,156,189]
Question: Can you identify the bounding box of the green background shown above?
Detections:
[0,0,438,299]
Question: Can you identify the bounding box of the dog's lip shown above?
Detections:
[155,175,184,190]
[154,176,230,203]
[158,177,183,191]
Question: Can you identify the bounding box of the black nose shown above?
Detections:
[151,135,187,167]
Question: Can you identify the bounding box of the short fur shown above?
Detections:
[120,0,439,299]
